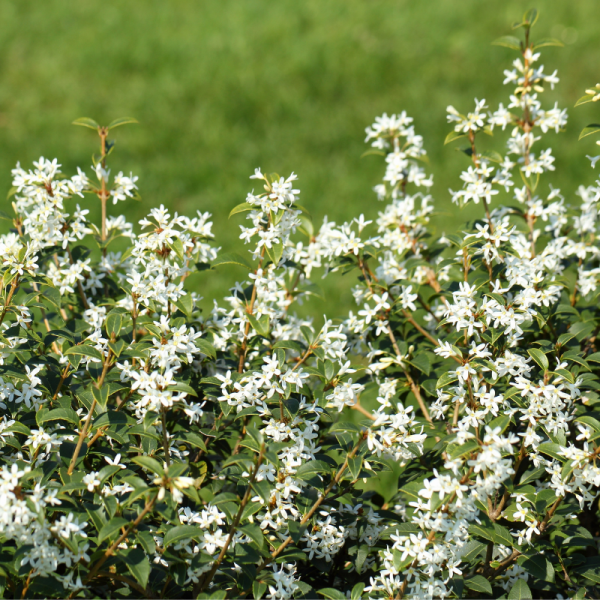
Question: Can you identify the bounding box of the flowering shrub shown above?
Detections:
[2,8,600,600]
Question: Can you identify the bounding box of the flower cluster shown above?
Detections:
[1,10,600,600]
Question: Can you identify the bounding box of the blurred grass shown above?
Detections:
[1,0,599,322]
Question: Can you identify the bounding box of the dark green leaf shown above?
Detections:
[351,583,365,600]
[132,456,165,476]
[508,579,532,600]
[163,525,202,548]
[122,547,150,588]
[538,442,565,462]
[196,338,217,359]
[318,588,347,600]
[65,344,103,362]
[527,348,548,372]
[106,312,123,338]
[98,517,129,543]
[521,555,554,582]
[465,575,492,595]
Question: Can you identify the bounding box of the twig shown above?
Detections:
[196,446,266,593]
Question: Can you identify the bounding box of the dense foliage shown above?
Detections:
[2,9,600,600]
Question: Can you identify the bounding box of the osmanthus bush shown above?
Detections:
[2,9,600,600]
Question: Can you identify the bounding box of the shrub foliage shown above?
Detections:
[2,8,600,600]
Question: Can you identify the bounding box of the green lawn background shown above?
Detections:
[1,0,599,324]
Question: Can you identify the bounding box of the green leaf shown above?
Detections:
[492,35,522,50]
[533,37,564,49]
[272,339,305,352]
[573,556,600,584]
[253,581,268,600]
[122,547,150,588]
[132,456,165,476]
[444,130,466,145]
[4,421,31,436]
[576,415,600,432]
[488,414,511,434]
[408,353,431,376]
[212,252,253,270]
[465,575,492,595]
[298,212,314,238]
[92,385,109,407]
[296,460,334,480]
[246,426,264,449]
[508,579,532,600]
[318,588,347,600]
[287,519,307,544]
[449,439,480,460]
[173,293,194,318]
[579,124,600,140]
[247,313,270,338]
[98,517,129,543]
[266,242,284,266]
[65,344,103,362]
[461,540,487,562]
[521,555,554,582]
[351,583,365,600]
[493,523,513,547]
[196,338,217,359]
[557,332,577,346]
[40,408,80,426]
[562,350,591,371]
[107,116,139,129]
[538,442,564,462]
[106,312,123,338]
[229,202,255,218]
[479,149,504,163]
[108,339,126,357]
[91,410,130,430]
[575,94,596,107]
[239,523,265,550]
[522,8,539,28]
[167,381,198,396]
[436,371,458,389]
[527,348,548,371]
[163,525,201,548]
[72,117,100,130]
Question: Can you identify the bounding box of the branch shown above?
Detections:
[196,445,266,593]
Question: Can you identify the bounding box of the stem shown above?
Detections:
[257,433,366,570]
[230,435,370,598]
[31,281,61,353]
[161,408,171,468]
[468,130,494,235]
[67,349,113,475]
[352,402,376,421]
[52,364,70,401]
[99,128,108,245]
[196,447,265,593]
[96,572,155,599]
[20,570,33,599]
[238,246,266,373]
[67,399,96,476]
[0,276,20,326]
[84,496,157,586]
